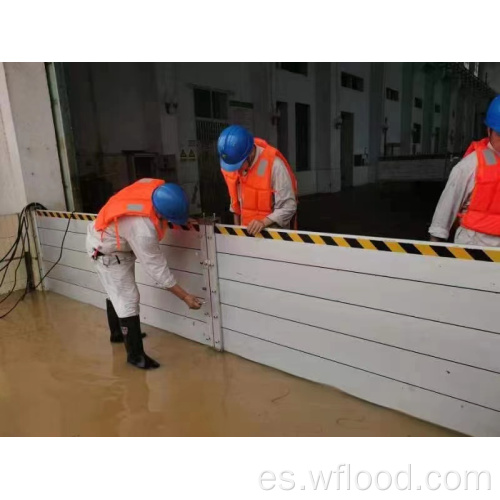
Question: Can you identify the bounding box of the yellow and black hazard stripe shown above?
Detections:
[36,210,200,232]
[36,209,96,221]
[215,225,500,263]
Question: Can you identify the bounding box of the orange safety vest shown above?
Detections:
[221,138,298,226]
[460,140,500,235]
[94,178,168,249]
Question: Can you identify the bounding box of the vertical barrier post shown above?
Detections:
[31,210,45,290]
[199,218,223,351]
[198,219,215,347]
[205,218,223,351]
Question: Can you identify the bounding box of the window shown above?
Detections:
[464,62,470,70]
[212,92,228,120]
[194,89,211,118]
[276,101,289,158]
[280,63,308,76]
[354,154,364,166]
[194,88,228,119]
[435,104,441,113]
[295,103,310,171]
[386,88,399,101]
[473,62,479,77]
[414,97,423,109]
[412,123,421,144]
[341,72,364,92]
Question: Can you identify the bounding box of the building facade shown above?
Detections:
[1,62,496,219]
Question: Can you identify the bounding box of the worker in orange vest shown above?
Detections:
[86,179,202,370]
[429,96,500,246]
[218,125,298,235]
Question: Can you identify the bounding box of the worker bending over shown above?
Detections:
[429,96,500,247]
[218,125,298,235]
[86,179,201,370]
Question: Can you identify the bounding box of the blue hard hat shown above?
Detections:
[152,183,189,225]
[217,125,254,172]
[485,96,500,133]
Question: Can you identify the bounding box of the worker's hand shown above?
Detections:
[247,219,266,236]
[183,294,202,310]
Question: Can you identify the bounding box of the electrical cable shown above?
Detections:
[0,202,51,319]
[33,210,74,290]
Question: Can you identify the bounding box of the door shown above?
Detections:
[340,112,354,189]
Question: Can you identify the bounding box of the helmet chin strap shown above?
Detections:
[240,146,257,175]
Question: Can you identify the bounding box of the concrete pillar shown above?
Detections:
[422,66,436,154]
[0,63,65,215]
[453,85,466,152]
[314,62,332,192]
[330,62,341,192]
[154,62,180,157]
[400,63,414,155]
[249,63,272,141]
[368,62,384,180]
[46,62,81,211]
[439,75,452,153]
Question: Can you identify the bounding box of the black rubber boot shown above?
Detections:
[119,315,160,370]
[107,299,124,343]
[106,299,145,343]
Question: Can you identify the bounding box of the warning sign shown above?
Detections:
[188,149,197,161]
[180,149,188,162]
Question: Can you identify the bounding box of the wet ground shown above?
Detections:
[0,292,459,436]
[298,181,446,241]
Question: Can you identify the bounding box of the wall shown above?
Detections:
[0,62,62,294]
[66,63,162,157]
[384,62,402,146]
[0,65,27,215]
[0,63,65,215]
[65,62,163,204]
[483,62,500,93]
[0,214,26,295]
[3,63,65,211]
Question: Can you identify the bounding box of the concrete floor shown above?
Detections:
[0,292,460,437]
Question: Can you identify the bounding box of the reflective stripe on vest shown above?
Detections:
[463,138,490,157]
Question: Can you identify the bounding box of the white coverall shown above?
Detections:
[230,145,297,228]
[429,143,500,247]
[86,216,177,318]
